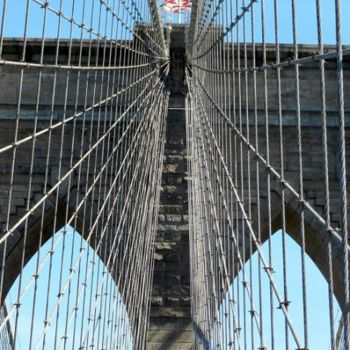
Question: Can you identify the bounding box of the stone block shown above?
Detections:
[166,214,182,223]
[157,224,178,232]
[147,330,193,343]
[158,205,183,214]
[164,296,180,306]
[150,307,191,318]
[156,242,175,251]
[164,231,183,242]
[147,342,192,350]
[162,186,180,194]
[151,296,164,306]
[180,297,191,306]
[154,252,164,261]
[167,155,184,163]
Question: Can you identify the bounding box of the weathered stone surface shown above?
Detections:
[156,242,175,251]
[154,253,164,261]
[165,214,182,223]
[1,26,350,350]
[148,25,192,349]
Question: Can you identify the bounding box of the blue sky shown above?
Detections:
[1,0,350,44]
[234,0,350,45]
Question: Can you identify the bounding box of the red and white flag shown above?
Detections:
[161,0,191,13]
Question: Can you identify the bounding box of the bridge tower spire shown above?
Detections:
[147,24,193,350]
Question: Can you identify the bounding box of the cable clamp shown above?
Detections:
[280,179,287,188]
[326,227,334,235]
[278,300,291,309]
[263,266,274,273]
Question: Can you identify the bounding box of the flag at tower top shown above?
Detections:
[161,0,191,13]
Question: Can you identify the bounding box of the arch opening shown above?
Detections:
[210,230,342,350]
[2,225,133,349]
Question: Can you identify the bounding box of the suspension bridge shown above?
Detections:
[0,0,349,349]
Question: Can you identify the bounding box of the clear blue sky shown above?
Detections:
[2,0,347,349]
[2,0,350,44]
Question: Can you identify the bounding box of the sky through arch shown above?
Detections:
[211,230,342,350]
[5,226,133,350]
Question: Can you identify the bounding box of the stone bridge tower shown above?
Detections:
[147,25,193,350]
[0,25,350,350]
